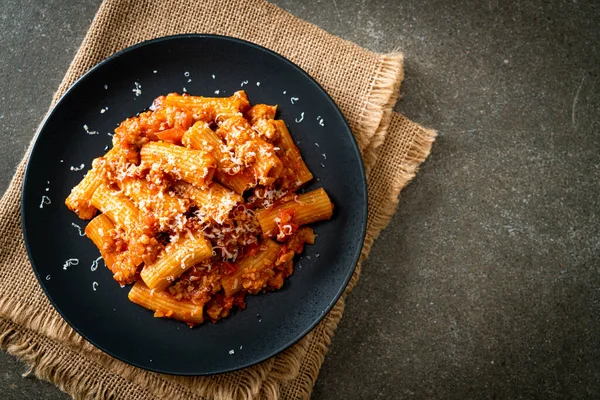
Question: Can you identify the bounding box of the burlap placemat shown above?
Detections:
[0,0,436,398]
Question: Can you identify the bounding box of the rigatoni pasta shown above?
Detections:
[66,90,333,327]
[129,281,205,325]
[140,141,217,188]
[255,188,334,239]
[140,231,212,291]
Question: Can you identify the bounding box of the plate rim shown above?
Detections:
[21,33,368,375]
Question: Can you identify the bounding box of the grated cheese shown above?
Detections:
[62,258,79,270]
[71,223,86,236]
[39,196,51,209]
[133,81,142,96]
[70,164,85,171]
[83,124,98,135]
[90,256,103,271]
[295,112,305,123]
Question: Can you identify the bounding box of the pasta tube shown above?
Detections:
[174,181,242,224]
[140,231,212,291]
[120,178,188,229]
[256,188,333,237]
[140,141,217,188]
[85,214,139,285]
[90,183,141,239]
[65,148,119,219]
[182,121,256,193]
[273,120,313,188]
[163,90,250,122]
[221,239,280,297]
[128,281,204,326]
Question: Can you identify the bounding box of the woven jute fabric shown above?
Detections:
[0,0,436,398]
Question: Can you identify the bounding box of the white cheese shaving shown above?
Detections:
[295,112,305,123]
[133,81,142,96]
[83,124,98,135]
[39,196,51,209]
[45,275,51,280]
[90,256,103,271]
[62,258,79,270]
[290,97,299,104]
[92,281,99,291]
[240,80,248,87]
[71,223,86,236]
[70,164,85,171]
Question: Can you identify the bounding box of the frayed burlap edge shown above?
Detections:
[0,311,310,400]
[359,124,438,272]
[355,53,404,160]
[362,52,404,176]
[0,319,159,400]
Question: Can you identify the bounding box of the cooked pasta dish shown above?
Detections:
[65,90,333,326]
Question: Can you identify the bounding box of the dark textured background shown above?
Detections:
[1,0,599,399]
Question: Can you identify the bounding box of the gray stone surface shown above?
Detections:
[1,0,599,399]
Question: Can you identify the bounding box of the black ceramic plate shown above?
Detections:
[22,35,367,375]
